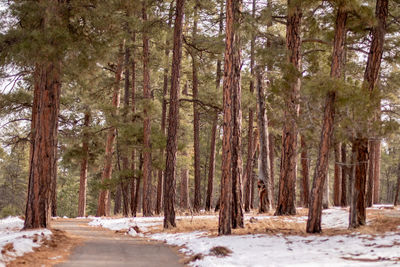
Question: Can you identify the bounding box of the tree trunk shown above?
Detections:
[349,138,368,228]
[256,69,272,213]
[114,183,122,214]
[24,62,61,229]
[180,167,190,210]
[206,1,224,213]
[366,140,375,207]
[219,0,244,235]
[333,142,342,206]
[96,45,123,217]
[350,0,388,227]
[78,111,90,217]
[394,164,400,206]
[156,3,174,216]
[300,135,309,208]
[130,32,137,217]
[250,135,259,210]
[323,169,330,209]
[373,140,381,204]
[164,0,185,228]
[244,0,256,213]
[269,130,275,206]
[142,4,152,217]
[306,5,347,233]
[191,3,202,213]
[275,0,302,216]
[120,44,131,217]
[341,143,348,207]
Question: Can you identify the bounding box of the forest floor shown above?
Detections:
[89,205,400,266]
[2,205,400,266]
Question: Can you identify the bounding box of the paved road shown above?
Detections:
[53,219,184,267]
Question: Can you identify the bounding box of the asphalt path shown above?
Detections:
[53,219,184,267]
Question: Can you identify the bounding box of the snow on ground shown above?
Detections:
[89,208,400,267]
[0,217,52,267]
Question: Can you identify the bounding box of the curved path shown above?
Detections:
[53,219,184,267]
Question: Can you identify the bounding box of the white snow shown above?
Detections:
[88,208,400,267]
[0,217,52,267]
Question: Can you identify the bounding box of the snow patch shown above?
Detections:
[0,217,52,266]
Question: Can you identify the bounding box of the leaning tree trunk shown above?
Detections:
[307,5,347,233]
[78,111,90,217]
[24,62,61,229]
[350,0,388,228]
[142,4,152,217]
[275,0,302,216]
[300,135,310,208]
[163,0,185,229]
[256,69,272,213]
[96,45,123,217]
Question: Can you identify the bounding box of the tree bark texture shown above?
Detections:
[244,0,256,213]
[219,0,244,235]
[180,167,190,210]
[364,0,388,205]
[366,140,375,207]
[164,0,185,228]
[24,62,61,229]
[130,32,137,217]
[334,142,342,206]
[341,143,348,207]
[275,0,302,216]
[96,45,123,217]
[256,70,272,213]
[349,138,368,228]
[142,4,152,217]
[156,3,174,215]
[300,136,309,208]
[306,5,347,233]
[78,111,90,217]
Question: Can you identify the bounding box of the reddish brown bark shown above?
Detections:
[341,143,348,207]
[349,138,368,228]
[164,0,185,228]
[275,0,302,216]
[350,0,388,227]
[243,0,256,213]
[24,62,61,229]
[180,166,190,210]
[142,3,152,217]
[192,3,202,213]
[120,44,131,217]
[206,16,223,210]
[373,141,381,204]
[156,3,174,216]
[78,111,90,217]
[366,140,375,207]
[307,4,347,233]
[130,32,137,217]
[334,142,342,206]
[300,135,309,208]
[219,0,244,235]
[97,45,124,217]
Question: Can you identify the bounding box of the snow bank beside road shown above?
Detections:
[0,217,52,267]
